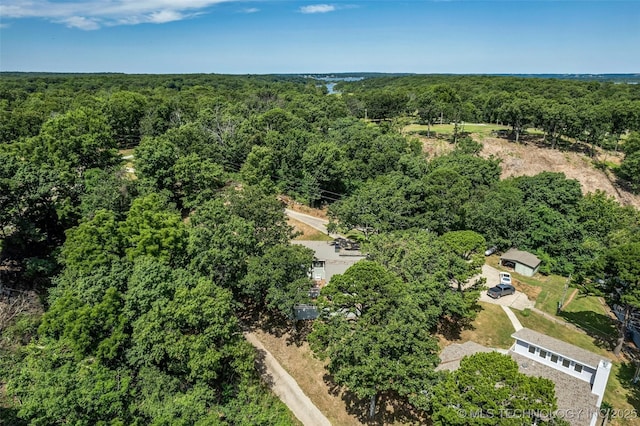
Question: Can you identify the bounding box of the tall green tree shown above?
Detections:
[427,352,563,426]
[104,90,147,148]
[240,244,314,317]
[309,261,440,419]
[25,107,118,176]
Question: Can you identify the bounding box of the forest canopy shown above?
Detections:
[1,72,639,424]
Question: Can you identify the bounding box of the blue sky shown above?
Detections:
[1,1,638,73]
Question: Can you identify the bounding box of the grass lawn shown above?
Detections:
[484,256,618,338]
[514,309,638,425]
[448,302,515,349]
[560,293,618,337]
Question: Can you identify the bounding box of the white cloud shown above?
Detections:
[0,0,236,30]
[59,16,100,30]
[148,10,185,24]
[300,4,336,14]
[242,7,259,14]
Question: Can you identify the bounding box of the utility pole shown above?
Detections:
[364,108,367,121]
[558,274,571,313]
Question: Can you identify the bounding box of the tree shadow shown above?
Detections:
[616,362,640,410]
[252,347,275,388]
[238,307,291,339]
[323,373,429,425]
[286,320,314,347]
[438,303,483,341]
[559,310,617,350]
[0,406,28,426]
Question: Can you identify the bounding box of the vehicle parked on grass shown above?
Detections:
[487,284,516,299]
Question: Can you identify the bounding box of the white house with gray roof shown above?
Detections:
[438,329,612,426]
[511,328,611,426]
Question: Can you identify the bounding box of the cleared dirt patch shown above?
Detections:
[280,196,329,219]
[478,136,640,209]
[512,278,543,301]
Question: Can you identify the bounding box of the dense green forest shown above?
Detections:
[1,73,639,424]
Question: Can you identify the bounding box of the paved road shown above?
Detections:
[285,209,343,239]
[244,332,332,426]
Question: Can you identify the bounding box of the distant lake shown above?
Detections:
[309,76,364,95]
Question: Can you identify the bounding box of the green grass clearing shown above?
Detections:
[405,122,545,139]
[560,294,618,337]
[484,256,617,338]
[442,302,514,350]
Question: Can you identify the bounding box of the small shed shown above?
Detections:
[500,248,541,277]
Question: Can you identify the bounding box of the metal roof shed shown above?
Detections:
[500,248,541,277]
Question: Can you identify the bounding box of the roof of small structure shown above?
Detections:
[512,328,605,368]
[500,248,542,269]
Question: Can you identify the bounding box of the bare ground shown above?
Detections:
[478,136,640,209]
[415,132,640,209]
[280,196,329,219]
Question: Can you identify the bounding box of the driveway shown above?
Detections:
[478,264,534,311]
[244,332,332,426]
[285,209,336,236]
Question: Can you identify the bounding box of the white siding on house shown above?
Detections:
[592,360,612,407]
[513,340,596,383]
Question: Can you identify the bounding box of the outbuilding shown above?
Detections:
[500,248,541,277]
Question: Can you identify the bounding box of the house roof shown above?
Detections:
[510,351,599,426]
[512,328,605,368]
[500,248,541,269]
[436,341,496,371]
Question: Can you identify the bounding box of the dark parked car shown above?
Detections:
[487,284,516,299]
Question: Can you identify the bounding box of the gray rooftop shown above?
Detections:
[512,328,604,368]
[501,248,541,269]
[436,341,496,371]
[510,351,599,426]
[291,240,366,283]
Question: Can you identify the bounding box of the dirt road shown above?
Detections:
[244,332,332,426]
